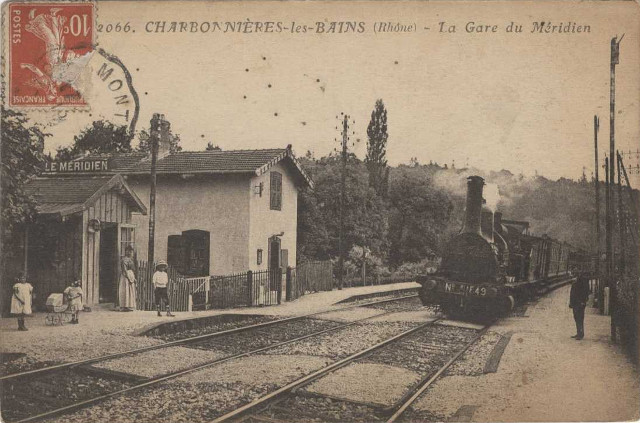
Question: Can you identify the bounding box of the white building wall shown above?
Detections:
[128,174,251,275]
[248,162,299,272]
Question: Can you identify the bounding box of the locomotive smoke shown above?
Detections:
[483,183,501,212]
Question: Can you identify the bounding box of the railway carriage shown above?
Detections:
[418,175,589,317]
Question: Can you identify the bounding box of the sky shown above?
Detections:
[12,0,640,183]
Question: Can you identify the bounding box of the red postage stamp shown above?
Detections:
[8,2,94,107]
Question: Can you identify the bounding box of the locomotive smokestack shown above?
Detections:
[462,176,485,235]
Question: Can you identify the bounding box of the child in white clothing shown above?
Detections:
[64,280,83,324]
[153,260,174,317]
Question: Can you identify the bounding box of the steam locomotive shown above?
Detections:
[417,176,594,316]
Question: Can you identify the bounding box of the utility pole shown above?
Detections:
[148,114,161,271]
[337,114,349,290]
[605,156,610,309]
[608,35,623,342]
[617,152,626,276]
[594,115,602,311]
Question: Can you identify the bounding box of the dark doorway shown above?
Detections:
[167,230,210,277]
[99,225,118,303]
[183,230,210,276]
[269,237,281,290]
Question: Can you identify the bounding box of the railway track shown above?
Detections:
[214,320,493,423]
[1,294,424,423]
[0,293,419,383]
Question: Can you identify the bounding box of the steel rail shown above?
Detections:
[9,303,425,423]
[210,318,443,423]
[384,321,494,423]
[1,293,418,383]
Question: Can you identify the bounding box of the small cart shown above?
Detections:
[45,293,73,326]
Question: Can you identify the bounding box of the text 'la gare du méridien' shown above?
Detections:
[140,20,590,34]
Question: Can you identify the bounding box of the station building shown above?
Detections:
[17,120,312,307]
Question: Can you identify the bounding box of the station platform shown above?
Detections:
[414,284,640,422]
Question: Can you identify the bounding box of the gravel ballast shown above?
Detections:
[363,296,425,312]
[190,318,343,355]
[363,325,479,375]
[174,353,331,385]
[446,331,503,376]
[367,310,435,323]
[47,354,332,423]
[261,395,384,423]
[0,330,163,376]
[149,314,280,341]
[91,346,228,378]
[265,321,421,359]
[313,307,385,322]
[304,362,421,406]
[2,370,133,422]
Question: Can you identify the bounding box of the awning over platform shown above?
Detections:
[25,174,147,217]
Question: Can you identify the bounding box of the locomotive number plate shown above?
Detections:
[444,282,487,297]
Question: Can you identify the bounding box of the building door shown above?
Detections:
[269,237,281,290]
[183,230,210,276]
[99,225,118,303]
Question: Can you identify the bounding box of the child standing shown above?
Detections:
[64,280,83,324]
[153,260,174,317]
[11,273,33,331]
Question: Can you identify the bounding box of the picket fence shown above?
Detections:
[136,260,184,311]
[288,260,334,301]
[136,261,332,312]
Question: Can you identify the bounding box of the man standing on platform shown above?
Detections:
[569,271,590,340]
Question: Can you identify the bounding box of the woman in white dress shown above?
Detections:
[119,245,137,311]
[11,273,33,331]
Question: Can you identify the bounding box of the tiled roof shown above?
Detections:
[25,176,114,204]
[107,152,148,170]
[74,147,313,188]
[24,175,147,216]
[123,149,289,174]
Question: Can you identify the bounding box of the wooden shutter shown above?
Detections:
[270,172,282,211]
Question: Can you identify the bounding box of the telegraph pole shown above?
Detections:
[594,115,602,311]
[148,114,161,271]
[617,151,625,275]
[608,35,623,342]
[337,114,349,290]
[605,156,610,296]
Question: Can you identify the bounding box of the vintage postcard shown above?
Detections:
[1,0,639,422]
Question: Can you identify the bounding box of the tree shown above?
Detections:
[1,108,47,310]
[55,120,131,159]
[205,142,221,151]
[137,128,182,153]
[387,166,454,266]
[1,108,47,233]
[298,155,389,262]
[365,99,390,197]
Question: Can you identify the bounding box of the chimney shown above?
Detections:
[462,176,484,235]
[481,208,494,242]
[150,113,172,157]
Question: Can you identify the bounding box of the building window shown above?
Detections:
[257,249,263,265]
[270,172,282,211]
